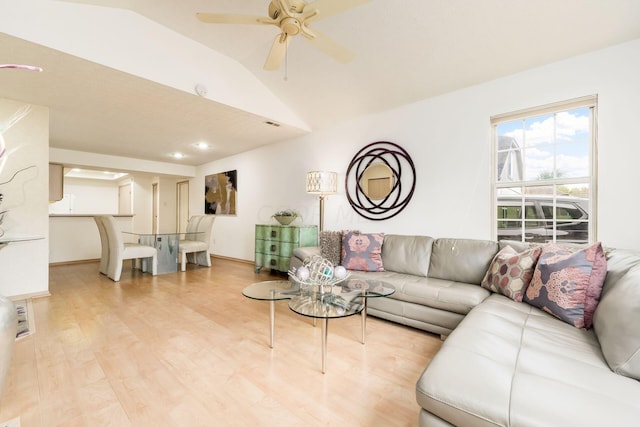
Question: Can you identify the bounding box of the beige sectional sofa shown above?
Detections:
[291,234,640,426]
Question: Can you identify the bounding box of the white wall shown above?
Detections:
[49,177,119,214]
[0,99,49,298]
[49,215,134,263]
[194,38,640,262]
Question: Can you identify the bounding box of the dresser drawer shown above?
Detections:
[255,241,296,257]
[255,239,280,254]
[255,254,289,271]
[278,226,301,243]
[255,225,279,240]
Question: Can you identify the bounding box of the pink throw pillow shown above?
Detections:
[341,231,384,272]
[524,242,607,329]
[481,245,542,302]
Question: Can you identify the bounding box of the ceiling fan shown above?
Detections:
[196,0,370,70]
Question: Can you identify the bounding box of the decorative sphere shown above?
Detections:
[318,265,333,280]
[296,266,310,281]
[334,265,347,279]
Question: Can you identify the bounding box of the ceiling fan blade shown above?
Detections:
[196,13,269,25]
[304,29,354,63]
[264,34,290,70]
[303,0,371,21]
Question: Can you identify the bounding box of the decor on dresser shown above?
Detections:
[272,209,300,226]
[306,171,337,232]
[345,141,416,220]
[205,170,237,215]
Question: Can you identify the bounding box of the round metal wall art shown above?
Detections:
[345,141,416,220]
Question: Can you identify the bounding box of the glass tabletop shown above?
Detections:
[242,280,300,301]
[288,287,364,319]
[243,278,393,317]
[335,278,395,298]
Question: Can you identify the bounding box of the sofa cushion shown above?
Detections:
[341,231,385,272]
[416,294,640,427]
[381,234,434,277]
[594,248,640,381]
[349,271,490,315]
[524,242,606,329]
[429,238,499,284]
[481,245,541,302]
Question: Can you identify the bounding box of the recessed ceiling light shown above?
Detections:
[171,152,185,159]
[194,142,209,150]
[264,120,280,127]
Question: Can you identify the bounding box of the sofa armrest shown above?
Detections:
[289,246,321,271]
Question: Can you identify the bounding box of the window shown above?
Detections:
[492,96,597,244]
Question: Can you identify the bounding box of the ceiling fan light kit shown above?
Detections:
[196,0,370,71]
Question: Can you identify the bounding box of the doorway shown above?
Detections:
[118,183,132,214]
[152,182,159,233]
[176,180,189,233]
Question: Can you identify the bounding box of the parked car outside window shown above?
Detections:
[497,195,588,244]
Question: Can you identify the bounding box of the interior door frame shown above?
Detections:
[152,182,159,233]
[176,180,190,233]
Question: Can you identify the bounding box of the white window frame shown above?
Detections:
[491,95,598,244]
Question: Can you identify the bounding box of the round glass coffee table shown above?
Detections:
[243,278,395,373]
[288,286,364,374]
[242,280,298,348]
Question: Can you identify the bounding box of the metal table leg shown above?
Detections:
[269,293,275,348]
[361,297,367,344]
[321,318,328,374]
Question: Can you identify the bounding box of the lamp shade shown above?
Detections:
[306,171,338,194]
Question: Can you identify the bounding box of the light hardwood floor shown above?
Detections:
[0,258,442,427]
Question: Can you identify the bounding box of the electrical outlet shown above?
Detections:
[0,417,20,427]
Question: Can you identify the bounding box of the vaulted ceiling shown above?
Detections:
[2,0,640,166]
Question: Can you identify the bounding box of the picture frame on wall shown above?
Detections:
[205,170,237,215]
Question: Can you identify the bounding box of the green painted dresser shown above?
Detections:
[254,224,318,273]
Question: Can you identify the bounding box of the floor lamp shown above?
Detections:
[306,171,337,232]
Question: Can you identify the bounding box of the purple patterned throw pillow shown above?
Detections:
[341,231,385,272]
[481,245,542,302]
[524,242,607,329]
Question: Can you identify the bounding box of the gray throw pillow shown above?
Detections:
[319,230,342,266]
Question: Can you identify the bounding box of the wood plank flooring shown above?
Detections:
[0,258,442,426]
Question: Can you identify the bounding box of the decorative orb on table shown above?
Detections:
[289,255,349,288]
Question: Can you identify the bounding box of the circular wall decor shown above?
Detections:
[345,141,416,220]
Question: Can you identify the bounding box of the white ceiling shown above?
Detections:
[2,0,640,167]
